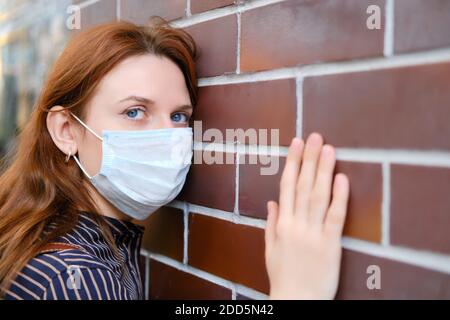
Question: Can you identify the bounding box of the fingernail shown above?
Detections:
[322,144,334,156]
[336,173,347,185]
[308,132,322,144]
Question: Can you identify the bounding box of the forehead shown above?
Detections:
[94,53,190,105]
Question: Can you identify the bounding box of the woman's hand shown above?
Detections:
[265,132,350,300]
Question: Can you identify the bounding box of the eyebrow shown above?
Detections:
[118,95,193,111]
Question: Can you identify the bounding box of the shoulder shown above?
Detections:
[5,249,125,300]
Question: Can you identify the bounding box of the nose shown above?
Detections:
[150,114,176,130]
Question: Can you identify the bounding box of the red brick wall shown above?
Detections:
[73,0,450,299]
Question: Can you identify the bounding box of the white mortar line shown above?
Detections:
[292,47,450,77]
[140,252,270,300]
[231,288,237,300]
[197,47,450,86]
[384,0,394,57]
[169,2,237,28]
[194,140,285,156]
[336,148,450,168]
[186,0,192,17]
[170,0,285,28]
[183,202,189,265]
[342,237,450,275]
[297,47,450,77]
[141,249,243,298]
[170,202,450,274]
[234,151,240,215]
[198,67,296,86]
[141,238,450,299]
[116,0,121,21]
[296,76,303,139]
[235,283,270,300]
[236,11,242,74]
[181,202,267,229]
[381,162,391,246]
[193,141,450,168]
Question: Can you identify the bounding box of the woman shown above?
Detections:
[0,17,349,300]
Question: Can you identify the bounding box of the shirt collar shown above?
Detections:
[79,211,145,239]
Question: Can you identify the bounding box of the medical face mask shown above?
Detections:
[69,113,193,220]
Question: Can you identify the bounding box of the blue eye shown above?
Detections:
[171,113,189,123]
[125,108,145,120]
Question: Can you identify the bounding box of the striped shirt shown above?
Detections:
[5,211,144,300]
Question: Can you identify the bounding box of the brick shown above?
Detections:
[239,156,382,242]
[238,155,285,219]
[336,161,382,243]
[191,0,236,14]
[236,293,253,300]
[184,15,237,77]
[303,62,450,150]
[240,0,384,72]
[394,0,450,53]
[120,0,185,24]
[149,259,232,299]
[138,206,184,262]
[336,249,450,299]
[390,164,450,255]
[188,213,270,293]
[194,79,296,146]
[177,151,236,212]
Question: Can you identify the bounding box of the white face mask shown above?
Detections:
[69,113,193,220]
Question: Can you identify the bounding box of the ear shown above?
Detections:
[46,106,79,158]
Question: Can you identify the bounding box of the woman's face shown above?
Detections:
[75,54,193,177]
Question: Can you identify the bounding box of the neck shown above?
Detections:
[83,180,133,222]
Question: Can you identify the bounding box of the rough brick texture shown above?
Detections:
[74,0,450,300]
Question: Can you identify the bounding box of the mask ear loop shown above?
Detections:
[65,150,71,163]
[72,155,93,179]
[67,112,103,180]
[69,112,103,141]
[64,148,92,178]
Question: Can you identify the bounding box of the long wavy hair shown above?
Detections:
[0,17,198,296]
